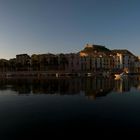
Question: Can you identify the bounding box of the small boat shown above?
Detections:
[114,72,128,80]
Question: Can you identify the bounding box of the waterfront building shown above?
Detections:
[9,58,16,72]
[31,53,58,71]
[57,53,68,71]
[39,53,58,71]
[65,53,81,72]
[135,57,140,73]
[16,54,31,71]
[112,50,137,73]
[0,59,9,72]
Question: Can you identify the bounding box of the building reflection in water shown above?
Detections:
[114,76,140,93]
[0,76,140,99]
[114,78,131,93]
[81,78,114,100]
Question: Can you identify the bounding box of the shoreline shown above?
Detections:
[0,71,139,79]
[0,71,114,78]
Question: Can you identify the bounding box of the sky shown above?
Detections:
[0,0,140,59]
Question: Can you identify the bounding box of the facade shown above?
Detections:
[80,55,91,72]
[31,53,59,71]
[65,53,81,72]
[16,54,30,64]
[135,57,140,73]
[9,58,16,72]
[40,53,58,71]
[112,50,137,73]
[16,54,31,71]
[0,59,9,72]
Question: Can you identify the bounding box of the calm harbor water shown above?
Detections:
[1,76,140,137]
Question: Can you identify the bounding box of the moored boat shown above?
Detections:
[114,72,128,80]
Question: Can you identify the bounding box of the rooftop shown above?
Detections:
[79,44,112,56]
[112,49,135,56]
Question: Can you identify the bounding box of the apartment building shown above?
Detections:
[112,50,137,73]
[65,53,81,72]
[16,54,31,71]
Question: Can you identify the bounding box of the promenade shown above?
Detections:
[0,71,107,78]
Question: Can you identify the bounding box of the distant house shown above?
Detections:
[0,59,9,72]
[65,53,81,72]
[16,54,31,71]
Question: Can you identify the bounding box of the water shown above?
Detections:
[0,77,140,138]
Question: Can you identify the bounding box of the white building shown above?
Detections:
[112,50,136,73]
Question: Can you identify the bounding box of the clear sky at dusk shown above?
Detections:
[0,0,140,59]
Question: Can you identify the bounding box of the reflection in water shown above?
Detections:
[0,76,140,99]
[114,78,131,93]
[1,77,140,138]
